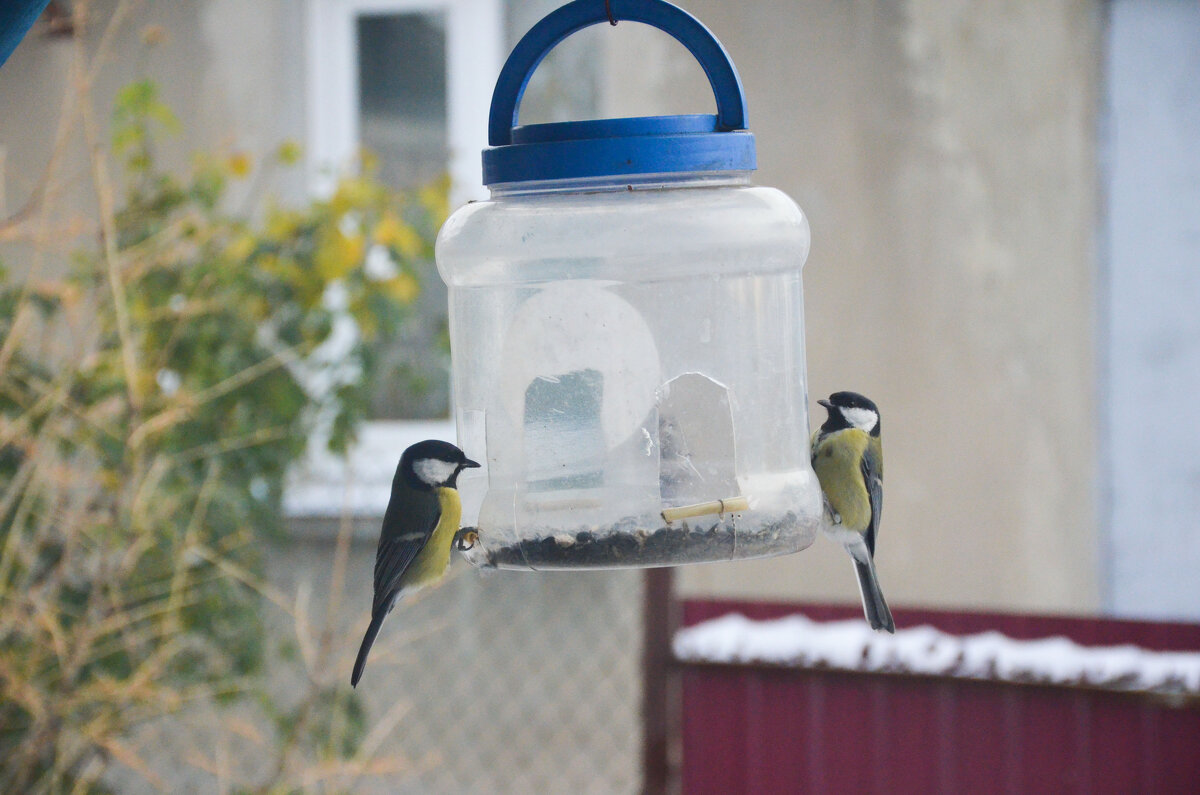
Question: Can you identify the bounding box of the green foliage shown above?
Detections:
[112,80,182,173]
[0,77,447,792]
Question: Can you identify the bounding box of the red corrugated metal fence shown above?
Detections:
[678,601,1200,795]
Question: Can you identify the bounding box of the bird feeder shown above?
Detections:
[436,0,823,569]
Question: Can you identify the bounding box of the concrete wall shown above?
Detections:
[0,0,308,246]
[597,1,1104,615]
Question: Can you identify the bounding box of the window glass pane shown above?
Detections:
[357,12,451,420]
[357,13,448,188]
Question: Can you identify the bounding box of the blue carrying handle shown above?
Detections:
[488,0,748,147]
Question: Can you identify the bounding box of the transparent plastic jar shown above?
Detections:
[436,0,823,569]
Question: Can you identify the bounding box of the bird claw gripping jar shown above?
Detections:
[436,0,823,569]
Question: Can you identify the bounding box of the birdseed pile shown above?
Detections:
[469,511,802,569]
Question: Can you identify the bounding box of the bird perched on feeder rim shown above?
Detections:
[811,391,895,633]
[351,439,480,687]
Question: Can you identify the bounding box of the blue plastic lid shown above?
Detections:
[484,0,756,186]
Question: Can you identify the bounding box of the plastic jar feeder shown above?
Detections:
[436,0,823,569]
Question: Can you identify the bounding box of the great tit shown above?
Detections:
[811,391,895,633]
[351,439,480,687]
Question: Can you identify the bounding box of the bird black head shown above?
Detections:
[398,439,480,490]
[817,391,881,436]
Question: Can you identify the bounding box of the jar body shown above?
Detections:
[436,174,822,569]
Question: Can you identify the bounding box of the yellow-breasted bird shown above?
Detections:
[811,391,895,633]
[351,439,479,687]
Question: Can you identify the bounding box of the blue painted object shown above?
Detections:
[0,0,51,69]
[483,0,756,186]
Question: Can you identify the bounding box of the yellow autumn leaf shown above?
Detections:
[246,295,271,318]
[418,174,450,221]
[395,224,423,260]
[353,298,379,338]
[374,213,424,260]
[315,230,365,280]
[265,209,302,241]
[225,234,256,261]
[381,272,419,304]
[331,177,377,215]
[99,469,122,492]
[260,254,303,284]
[227,152,252,178]
[373,212,402,246]
[276,139,303,166]
[255,252,280,274]
[345,234,366,268]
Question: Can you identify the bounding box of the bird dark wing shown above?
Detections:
[371,482,441,615]
[861,441,883,557]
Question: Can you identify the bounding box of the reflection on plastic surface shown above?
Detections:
[658,373,737,507]
[524,369,605,495]
[499,283,661,450]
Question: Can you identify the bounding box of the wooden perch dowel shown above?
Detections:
[661,496,749,524]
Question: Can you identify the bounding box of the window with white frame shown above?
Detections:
[305,0,499,205]
[288,0,500,521]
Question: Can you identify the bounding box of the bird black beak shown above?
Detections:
[818,399,833,410]
[462,458,481,469]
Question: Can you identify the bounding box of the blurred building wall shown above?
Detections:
[597,1,1105,615]
[0,0,309,244]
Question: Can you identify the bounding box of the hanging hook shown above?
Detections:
[605,0,618,26]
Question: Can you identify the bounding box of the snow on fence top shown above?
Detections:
[672,613,1200,697]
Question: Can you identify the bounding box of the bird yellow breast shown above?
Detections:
[405,487,462,590]
[812,428,872,532]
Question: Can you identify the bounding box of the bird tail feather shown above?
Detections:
[853,556,895,633]
[351,612,387,688]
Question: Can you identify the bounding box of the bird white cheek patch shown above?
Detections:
[414,458,457,486]
[841,407,878,432]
